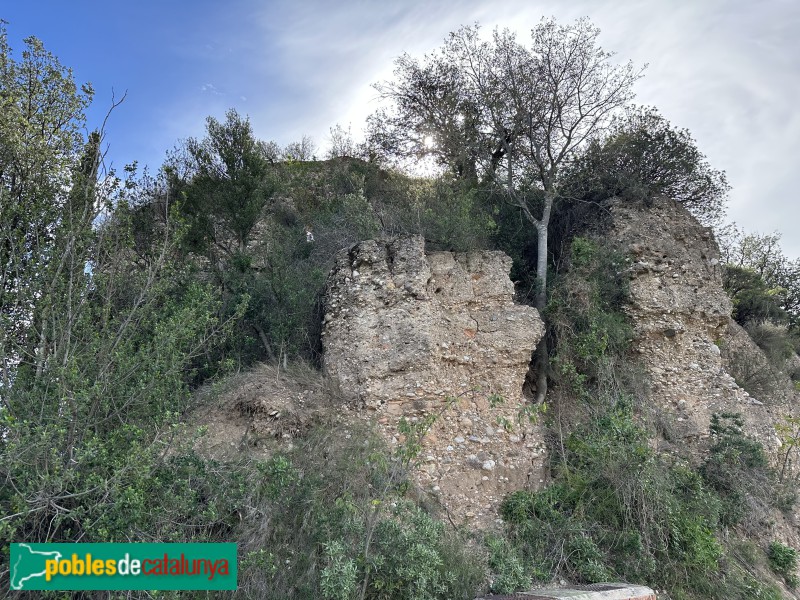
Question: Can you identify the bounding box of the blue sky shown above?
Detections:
[3,0,799,257]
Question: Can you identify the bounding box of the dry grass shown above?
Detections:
[185,360,354,461]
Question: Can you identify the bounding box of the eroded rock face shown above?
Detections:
[322,235,546,525]
[610,197,800,552]
[608,198,789,452]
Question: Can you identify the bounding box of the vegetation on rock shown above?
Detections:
[1,17,798,600]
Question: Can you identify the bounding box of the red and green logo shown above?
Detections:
[10,543,237,591]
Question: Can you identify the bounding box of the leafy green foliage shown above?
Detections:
[490,230,790,599]
[547,237,633,399]
[745,323,799,372]
[723,324,799,402]
[1,25,96,387]
[0,203,236,547]
[181,109,280,253]
[321,540,359,600]
[235,426,484,600]
[486,536,532,593]
[724,265,788,326]
[718,225,800,331]
[768,541,798,588]
[776,415,800,483]
[0,31,245,588]
[364,172,496,253]
[699,413,781,528]
[403,178,495,252]
[564,106,729,225]
[498,406,724,593]
[495,405,794,598]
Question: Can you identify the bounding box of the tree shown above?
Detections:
[0,25,236,550]
[181,109,279,255]
[283,134,316,161]
[371,18,643,402]
[563,106,729,225]
[718,224,800,330]
[0,24,95,390]
[326,123,363,160]
[723,265,788,326]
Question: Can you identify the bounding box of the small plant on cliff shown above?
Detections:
[699,412,785,529]
[775,415,800,483]
[768,541,798,588]
[396,414,438,467]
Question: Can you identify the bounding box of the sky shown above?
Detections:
[3,0,799,257]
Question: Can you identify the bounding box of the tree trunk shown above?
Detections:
[535,193,553,311]
[253,324,277,362]
[533,189,554,405]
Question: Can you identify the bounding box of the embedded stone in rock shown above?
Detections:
[322,235,545,525]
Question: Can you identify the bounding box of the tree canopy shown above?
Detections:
[179,109,280,254]
[719,225,800,329]
[1,23,233,549]
[369,19,643,192]
[564,105,730,224]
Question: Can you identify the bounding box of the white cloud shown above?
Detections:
[200,83,222,95]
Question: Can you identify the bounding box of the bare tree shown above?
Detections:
[371,18,644,402]
[283,134,316,161]
[326,123,360,159]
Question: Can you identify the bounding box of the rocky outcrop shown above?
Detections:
[609,197,800,557]
[322,236,546,525]
[608,197,791,454]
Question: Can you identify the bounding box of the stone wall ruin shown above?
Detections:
[322,235,546,525]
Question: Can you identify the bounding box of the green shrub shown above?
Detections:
[498,405,724,592]
[367,501,468,600]
[486,536,532,593]
[235,424,484,599]
[700,413,774,528]
[745,323,797,367]
[768,541,798,588]
[374,175,496,252]
[724,265,788,327]
[547,237,633,400]
[321,540,359,600]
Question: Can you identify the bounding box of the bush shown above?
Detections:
[699,413,777,529]
[486,536,531,593]
[547,237,633,401]
[562,105,730,225]
[745,322,798,375]
[498,405,723,591]
[768,541,798,588]
[235,424,485,599]
[724,265,788,327]
[374,175,496,252]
